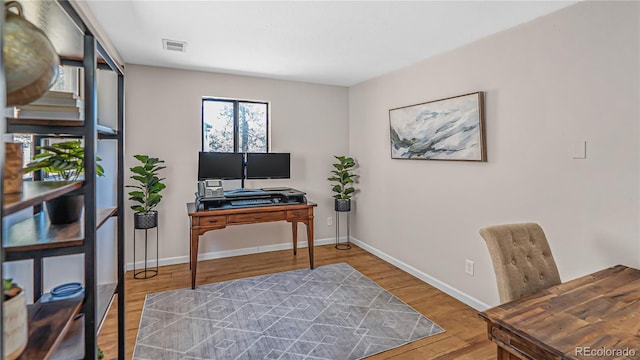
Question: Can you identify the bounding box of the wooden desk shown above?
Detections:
[479,265,640,360]
[187,202,317,289]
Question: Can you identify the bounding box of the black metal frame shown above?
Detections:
[201,98,270,153]
[133,224,159,279]
[335,210,352,250]
[0,3,6,358]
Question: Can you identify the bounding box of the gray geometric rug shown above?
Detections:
[133,262,444,360]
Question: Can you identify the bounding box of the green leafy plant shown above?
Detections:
[327,155,357,200]
[3,278,21,300]
[23,140,104,181]
[126,155,166,213]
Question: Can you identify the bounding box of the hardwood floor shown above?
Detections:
[98,244,496,359]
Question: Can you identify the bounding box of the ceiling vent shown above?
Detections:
[162,39,187,52]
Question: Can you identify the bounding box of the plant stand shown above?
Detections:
[133,223,159,279]
[335,210,351,250]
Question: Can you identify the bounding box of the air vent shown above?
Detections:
[162,39,187,52]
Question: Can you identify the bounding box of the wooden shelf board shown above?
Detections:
[4,207,118,255]
[50,283,118,360]
[16,296,83,360]
[4,181,83,216]
[6,118,118,136]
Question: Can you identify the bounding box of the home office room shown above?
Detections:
[0,1,638,359]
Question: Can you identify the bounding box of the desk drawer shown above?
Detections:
[287,209,308,220]
[228,211,286,224]
[196,215,227,227]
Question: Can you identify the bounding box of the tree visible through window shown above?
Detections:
[202,98,268,153]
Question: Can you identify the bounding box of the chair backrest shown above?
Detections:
[479,223,561,303]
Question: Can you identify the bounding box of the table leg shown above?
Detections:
[497,346,519,360]
[191,229,199,289]
[306,216,314,269]
[292,221,298,255]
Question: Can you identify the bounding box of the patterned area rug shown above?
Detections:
[133,263,444,359]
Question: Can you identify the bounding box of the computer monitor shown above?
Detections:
[198,152,244,180]
[245,153,290,179]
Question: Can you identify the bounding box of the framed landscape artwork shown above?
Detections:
[389,92,486,161]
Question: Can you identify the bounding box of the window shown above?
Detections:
[202,98,268,153]
[13,134,32,178]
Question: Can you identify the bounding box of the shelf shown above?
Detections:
[16,296,83,360]
[4,207,118,261]
[7,118,119,138]
[4,181,83,216]
[50,283,118,360]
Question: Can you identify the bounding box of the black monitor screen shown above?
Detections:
[245,153,290,179]
[198,152,244,180]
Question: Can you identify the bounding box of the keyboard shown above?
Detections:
[230,198,273,206]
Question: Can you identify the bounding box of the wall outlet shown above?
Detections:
[465,259,474,276]
[327,216,333,226]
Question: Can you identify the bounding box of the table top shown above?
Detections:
[479,265,640,358]
[186,201,317,216]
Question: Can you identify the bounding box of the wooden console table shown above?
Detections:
[479,265,640,360]
[187,202,317,289]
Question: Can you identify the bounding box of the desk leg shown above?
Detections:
[191,229,199,289]
[306,217,314,269]
[497,346,519,360]
[292,222,298,255]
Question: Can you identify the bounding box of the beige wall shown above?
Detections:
[125,65,349,265]
[349,1,639,307]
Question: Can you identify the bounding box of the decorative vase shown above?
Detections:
[334,198,351,212]
[134,211,158,229]
[3,291,27,360]
[46,193,84,225]
[4,1,60,105]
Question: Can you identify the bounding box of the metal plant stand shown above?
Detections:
[335,210,351,250]
[133,223,159,279]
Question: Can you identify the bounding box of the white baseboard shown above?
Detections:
[349,237,490,311]
[126,237,335,271]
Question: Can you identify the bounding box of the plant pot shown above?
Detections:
[334,198,351,212]
[3,291,27,360]
[135,211,158,229]
[46,193,84,225]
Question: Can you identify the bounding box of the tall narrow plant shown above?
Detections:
[328,155,357,200]
[127,155,166,214]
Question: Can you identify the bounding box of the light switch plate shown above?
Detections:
[571,140,587,159]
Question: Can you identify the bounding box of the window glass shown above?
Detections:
[238,102,267,153]
[202,98,269,153]
[203,100,234,152]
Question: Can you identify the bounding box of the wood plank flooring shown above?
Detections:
[98,244,496,359]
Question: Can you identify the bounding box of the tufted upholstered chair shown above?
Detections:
[479,223,561,304]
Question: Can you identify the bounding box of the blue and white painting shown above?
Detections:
[389,92,486,161]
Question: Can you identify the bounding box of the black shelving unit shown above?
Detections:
[0,1,125,359]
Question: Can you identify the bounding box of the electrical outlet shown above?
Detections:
[465,259,474,276]
[327,216,333,226]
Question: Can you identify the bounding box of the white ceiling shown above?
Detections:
[83,1,576,87]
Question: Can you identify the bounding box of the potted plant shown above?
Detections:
[126,155,166,229]
[4,279,27,360]
[328,155,357,212]
[23,140,104,224]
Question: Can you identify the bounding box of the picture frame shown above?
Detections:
[389,91,486,161]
